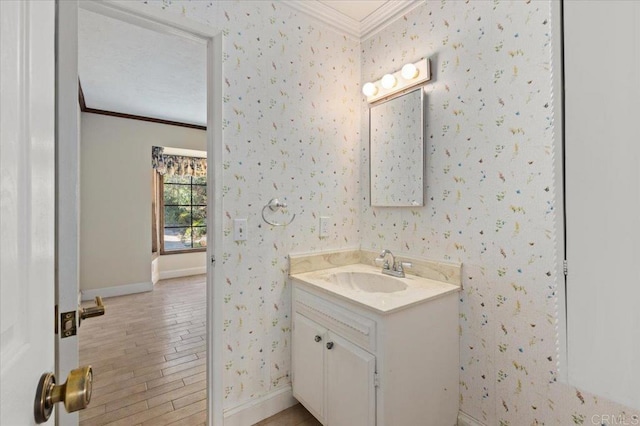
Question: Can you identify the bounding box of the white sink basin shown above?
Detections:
[323,271,407,293]
[290,262,462,314]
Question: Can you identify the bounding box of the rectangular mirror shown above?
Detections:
[370,88,425,207]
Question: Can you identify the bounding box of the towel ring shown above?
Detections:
[261,198,296,227]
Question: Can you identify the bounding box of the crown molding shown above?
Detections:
[360,1,424,40]
[282,1,361,39]
[78,79,206,130]
[282,0,423,40]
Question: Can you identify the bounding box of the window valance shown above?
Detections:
[152,146,207,177]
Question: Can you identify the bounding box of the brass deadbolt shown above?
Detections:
[34,365,93,423]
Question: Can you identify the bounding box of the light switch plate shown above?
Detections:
[319,216,330,238]
[234,218,247,241]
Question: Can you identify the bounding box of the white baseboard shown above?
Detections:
[81,281,153,301]
[458,411,486,426]
[223,386,297,426]
[159,266,206,280]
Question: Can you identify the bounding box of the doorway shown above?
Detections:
[56,2,224,425]
[78,275,208,424]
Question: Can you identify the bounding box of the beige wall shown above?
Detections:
[80,113,206,292]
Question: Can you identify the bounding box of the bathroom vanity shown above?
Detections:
[289,250,461,426]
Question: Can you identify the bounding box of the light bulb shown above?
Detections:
[362,82,378,97]
[401,63,419,80]
[381,74,396,89]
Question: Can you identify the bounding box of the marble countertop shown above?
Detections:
[290,263,461,315]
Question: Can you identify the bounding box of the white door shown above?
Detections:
[0,0,56,424]
[326,332,376,426]
[292,313,326,422]
[564,0,640,410]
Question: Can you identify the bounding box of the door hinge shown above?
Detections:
[563,259,568,276]
[374,372,380,388]
[211,255,216,266]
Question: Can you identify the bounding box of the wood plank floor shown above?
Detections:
[79,274,320,426]
[79,275,207,426]
[254,403,321,426]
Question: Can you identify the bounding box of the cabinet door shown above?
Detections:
[326,332,376,426]
[292,312,326,422]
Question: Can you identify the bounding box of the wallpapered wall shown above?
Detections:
[360,1,637,425]
[141,0,638,423]
[139,0,362,408]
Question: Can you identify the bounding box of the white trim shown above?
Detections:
[282,1,360,39]
[56,2,81,423]
[80,1,214,42]
[457,411,487,426]
[281,0,421,40]
[360,1,424,40]
[80,281,153,301]
[549,0,568,384]
[207,28,225,426]
[223,387,298,426]
[159,266,207,280]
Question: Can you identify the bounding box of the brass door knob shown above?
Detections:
[34,365,93,423]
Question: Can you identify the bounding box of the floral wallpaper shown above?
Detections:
[360,1,639,425]
[140,0,639,424]
[140,0,361,409]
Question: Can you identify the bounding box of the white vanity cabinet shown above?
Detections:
[292,310,376,426]
[291,280,459,426]
[292,313,326,421]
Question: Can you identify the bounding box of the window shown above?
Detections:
[160,175,207,253]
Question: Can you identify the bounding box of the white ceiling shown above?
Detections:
[319,1,389,22]
[78,9,207,127]
[78,1,417,128]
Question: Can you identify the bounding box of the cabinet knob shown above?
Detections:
[326,342,334,350]
[314,335,322,342]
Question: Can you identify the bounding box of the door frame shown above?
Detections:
[55,2,81,423]
[57,1,224,424]
[549,0,568,383]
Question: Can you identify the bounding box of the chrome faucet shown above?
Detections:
[377,249,412,278]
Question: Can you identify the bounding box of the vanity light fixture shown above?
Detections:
[362,57,431,103]
[380,73,397,89]
[401,63,419,80]
[362,82,378,97]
